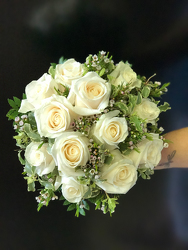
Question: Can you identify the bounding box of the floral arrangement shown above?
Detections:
[7,51,171,216]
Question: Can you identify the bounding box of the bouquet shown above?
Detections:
[7,51,171,216]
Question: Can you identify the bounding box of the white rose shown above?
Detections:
[133,98,160,124]
[68,72,111,116]
[34,94,77,138]
[61,176,89,203]
[128,133,163,169]
[55,59,84,88]
[19,73,58,113]
[25,142,55,176]
[97,150,137,194]
[110,62,141,89]
[90,110,128,149]
[51,132,90,176]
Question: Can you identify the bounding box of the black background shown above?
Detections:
[1,0,188,249]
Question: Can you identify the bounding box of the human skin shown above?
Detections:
[155,127,188,169]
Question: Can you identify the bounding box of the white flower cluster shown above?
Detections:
[9,51,170,215]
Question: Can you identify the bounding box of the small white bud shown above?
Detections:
[163,142,169,148]
[92,55,98,61]
[15,116,20,122]
[100,51,106,56]
[19,120,24,126]
[155,81,161,86]
[101,206,105,211]
[159,127,164,132]
[20,126,24,131]
[21,115,27,119]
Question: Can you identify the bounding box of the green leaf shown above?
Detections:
[37,203,43,211]
[79,207,86,216]
[163,139,173,144]
[138,167,154,180]
[129,115,143,132]
[8,99,17,109]
[27,112,37,126]
[159,82,170,91]
[99,68,105,77]
[114,102,129,115]
[89,193,103,204]
[110,84,121,98]
[6,109,17,120]
[49,166,59,177]
[38,142,45,149]
[24,123,41,142]
[82,200,90,210]
[90,189,100,199]
[108,197,118,213]
[39,180,54,190]
[28,182,35,192]
[141,86,150,98]
[104,155,114,165]
[119,142,128,152]
[59,195,65,200]
[83,187,92,199]
[63,200,71,206]
[133,147,140,153]
[95,199,102,210]
[13,96,21,106]
[158,102,171,112]
[67,203,76,211]
[59,57,67,64]
[7,95,21,119]
[18,150,25,165]
[137,92,142,105]
[48,66,56,78]
[24,176,32,184]
[129,94,138,108]
[24,161,33,175]
[51,63,57,69]
[121,149,132,156]
[48,138,55,146]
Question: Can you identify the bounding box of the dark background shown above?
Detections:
[1,0,188,249]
